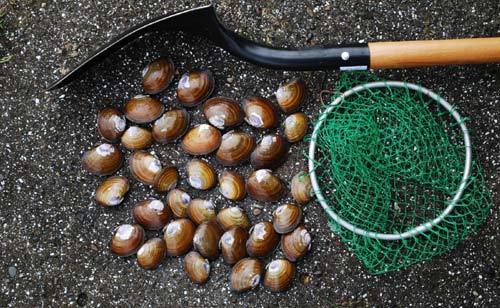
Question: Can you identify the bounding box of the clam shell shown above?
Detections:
[110,223,145,257]
[176,70,215,107]
[217,207,250,231]
[230,258,263,292]
[193,221,223,260]
[281,225,311,262]
[250,134,289,170]
[283,112,308,143]
[131,199,171,230]
[137,238,167,270]
[97,107,126,142]
[243,96,278,129]
[203,97,244,130]
[153,166,179,193]
[291,171,312,204]
[184,251,211,284]
[152,109,190,144]
[121,126,153,150]
[187,159,216,190]
[167,189,191,218]
[124,95,164,124]
[216,131,255,166]
[272,203,302,234]
[141,57,174,94]
[275,78,307,113]
[218,170,246,201]
[95,176,129,207]
[82,143,123,176]
[181,124,222,155]
[129,151,162,185]
[246,221,280,258]
[187,199,217,225]
[163,218,195,256]
[263,259,295,292]
[246,169,285,202]
[219,227,249,265]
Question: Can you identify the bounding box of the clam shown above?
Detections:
[187,199,217,225]
[141,57,174,94]
[203,97,244,130]
[152,109,190,143]
[153,166,179,193]
[193,221,223,260]
[246,221,280,258]
[263,259,295,292]
[110,223,145,257]
[230,258,263,292]
[95,176,129,207]
[246,169,285,202]
[283,112,308,143]
[218,170,246,201]
[243,96,278,129]
[187,159,216,190]
[82,143,123,176]
[167,189,191,218]
[121,126,153,150]
[216,131,255,166]
[250,134,289,170]
[217,206,250,231]
[272,203,302,234]
[181,124,221,155]
[97,107,126,142]
[176,70,215,107]
[291,171,312,204]
[281,225,311,262]
[137,238,167,270]
[184,251,211,284]
[275,78,308,113]
[129,151,162,185]
[124,95,165,124]
[163,218,195,256]
[131,199,171,230]
[219,227,249,265]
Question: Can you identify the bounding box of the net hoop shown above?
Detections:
[308,81,472,241]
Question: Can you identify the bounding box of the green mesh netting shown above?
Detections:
[309,72,493,274]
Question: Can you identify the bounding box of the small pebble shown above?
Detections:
[90,243,99,251]
[8,266,16,278]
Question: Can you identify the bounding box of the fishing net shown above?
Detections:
[308,72,493,274]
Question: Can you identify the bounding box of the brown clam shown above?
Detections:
[153,166,179,193]
[187,159,216,190]
[243,96,278,129]
[250,134,289,170]
[230,258,263,292]
[216,131,255,166]
[246,169,286,202]
[181,124,222,155]
[193,221,223,260]
[95,176,129,207]
[281,225,311,262]
[131,199,171,230]
[110,223,145,257]
[291,171,312,204]
[163,218,195,256]
[141,57,174,94]
[218,170,246,201]
[263,259,295,292]
[246,221,280,258]
[219,227,249,265]
[203,97,244,130]
[137,238,167,270]
[176,70,215,107]
[184,251,211,284]
[124,95,165,124]
[272,203,302,234]
[82,143,123,176]
[187,199,217,225]
[275,78,308,113]
[129,151,162,185]
[97,107,126,142]
[167,189,191,218]
[283,112,308,143]
[121,126,153,150]
[217,206,250,231]
[152,109,190,143]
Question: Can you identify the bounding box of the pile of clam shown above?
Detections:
[82,57,314,292]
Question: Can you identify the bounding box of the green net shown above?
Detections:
[309,72,493,274]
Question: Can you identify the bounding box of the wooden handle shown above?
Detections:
[368,37,500,69]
